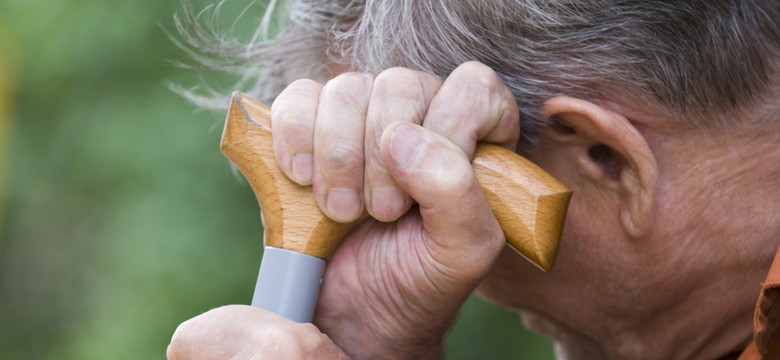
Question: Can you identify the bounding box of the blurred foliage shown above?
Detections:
[0,0,553,359]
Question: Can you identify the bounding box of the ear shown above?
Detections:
[541,96,658,238]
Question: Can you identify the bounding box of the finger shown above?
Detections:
[364,68,442,221]
[423,61,520,157]
[167,305,348,360]
[271,79,323,185]
[380,122,505,285]
[313,72,374,222]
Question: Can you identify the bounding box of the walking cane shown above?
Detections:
[220,92,571,323]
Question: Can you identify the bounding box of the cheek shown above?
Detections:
[477,198,613,306]
[476,246,545,308]
[538,176,626,277]
[557,193,620,267]
[479,192,635,312]
[553,193,648,297]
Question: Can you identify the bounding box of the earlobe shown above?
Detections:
[542,96,658,238]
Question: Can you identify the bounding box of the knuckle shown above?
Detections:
[322,142,363,170]
[424,149,475,195]
[440,166,476,196]
[262,326,301,357]
[273,84,319,134]
[286,78,324,94]
[273,107,312,134]
[326,72,375,94]
[374,67,440,102]
[257,323,321,358]
[276,79,323,104]
[321,77,373,115]
[455,61,503,91]
[320,73,375,122]
[374,68,420,95]
[293,323,337,357]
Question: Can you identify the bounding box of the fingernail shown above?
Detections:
[389,124,426,169]
[370,186,406,221]
[326,188,362,222]
[291,154,313,184]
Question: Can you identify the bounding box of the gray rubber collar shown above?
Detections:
[251,246,326,323]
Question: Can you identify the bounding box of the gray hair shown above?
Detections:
[175,0,780,146]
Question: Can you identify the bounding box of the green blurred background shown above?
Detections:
[0,0,554,359]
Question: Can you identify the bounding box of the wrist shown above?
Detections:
[317,304,452,360]
[350,331,445,360]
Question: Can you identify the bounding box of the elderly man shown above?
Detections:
[168,1,780,359]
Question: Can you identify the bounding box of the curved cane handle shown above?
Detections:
[221,92,570,271]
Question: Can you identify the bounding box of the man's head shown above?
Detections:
[181,0,780,357]
[275,2,778,355]
[249,0,780,145]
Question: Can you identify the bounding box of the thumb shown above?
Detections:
[380,122,505,285]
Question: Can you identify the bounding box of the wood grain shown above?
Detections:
[221,92,571,271]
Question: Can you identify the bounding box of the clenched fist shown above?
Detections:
[168,61,521,359]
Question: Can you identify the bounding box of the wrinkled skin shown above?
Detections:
[168,62,780,360]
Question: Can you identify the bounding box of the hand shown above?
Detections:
[271,61,520,358]
[166,305,348,360]
[167,61,521,360]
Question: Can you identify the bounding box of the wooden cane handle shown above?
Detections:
[220,92,571,271]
